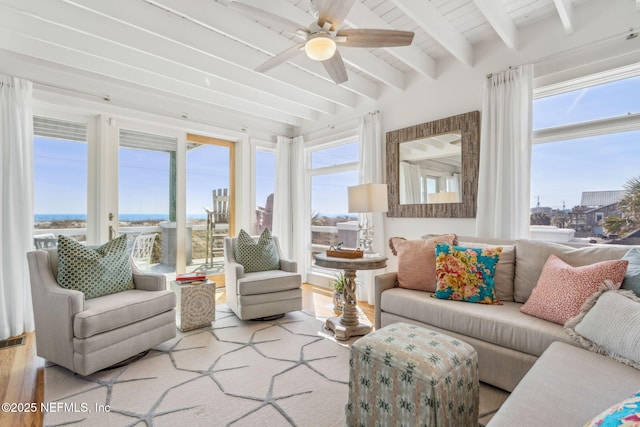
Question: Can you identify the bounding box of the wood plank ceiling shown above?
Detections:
[0,0,594,135]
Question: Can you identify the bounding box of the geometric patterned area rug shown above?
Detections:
[44,305,508,426]
[44,306,350,426]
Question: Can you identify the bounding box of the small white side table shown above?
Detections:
[314,254,387,340]
[170,280,216,332]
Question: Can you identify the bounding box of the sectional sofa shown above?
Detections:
[374,237,640,426]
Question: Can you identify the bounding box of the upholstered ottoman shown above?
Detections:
[347,322,479,427]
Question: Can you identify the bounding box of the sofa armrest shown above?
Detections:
[279,258,297,273]
[374,272,398,330]
[131,261,167,291]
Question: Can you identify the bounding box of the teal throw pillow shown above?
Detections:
[434,243,502,304]
[622,248,640,297]
[584,390,640,427]
[57,235,134,299]
[234,228,280,273]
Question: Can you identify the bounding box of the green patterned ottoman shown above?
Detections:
[346,322,479,427]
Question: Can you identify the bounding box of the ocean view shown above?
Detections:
[34,214,208,222]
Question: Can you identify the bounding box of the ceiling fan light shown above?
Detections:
[305,36,336,61]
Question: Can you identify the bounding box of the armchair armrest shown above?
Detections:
[279,258,297,273]
[131,261,167,291]
[225,261,245,289]
[374,272,398,330]
[27,250,84,370]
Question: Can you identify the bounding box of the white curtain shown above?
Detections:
[273,135,291,255]
[476,65,533,239]
[290,136,308,282]
[357,112,386,304]
[0,76,35,340]
[399,162,422,204]
[273,135,308,281]
[447,173,461,202]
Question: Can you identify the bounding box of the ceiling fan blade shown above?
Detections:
[322,51,348,84]
[336,29,415,48]
[311,0,355,31]
[255,43,305,73]
[229,2,308,35]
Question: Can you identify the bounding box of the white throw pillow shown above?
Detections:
[565,288,640,369]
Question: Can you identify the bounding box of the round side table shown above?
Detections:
[314,253,387,340]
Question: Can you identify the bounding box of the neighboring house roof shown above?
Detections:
[580,190,626,207]
[584,203,620,214]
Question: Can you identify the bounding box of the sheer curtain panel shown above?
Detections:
[273,135,308,281]
[476,65,533,239]
[0,76,35,339]
[358,112,387,304]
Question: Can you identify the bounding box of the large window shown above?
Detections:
[255,148,275,234]
[531,72,640,238]
[33,116,89,243]
[307,139,359,277]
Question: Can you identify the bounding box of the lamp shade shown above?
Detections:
[305,36,337,61]
[348,183,388,213]
[427,191,459,203]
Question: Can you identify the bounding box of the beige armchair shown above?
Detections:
[27,248,176,376]
[224,235,302,320]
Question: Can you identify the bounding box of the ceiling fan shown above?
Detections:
[229,0,415,84]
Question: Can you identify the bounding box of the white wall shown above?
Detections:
[301,0,640,269]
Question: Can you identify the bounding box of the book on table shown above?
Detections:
[176,272,207,284]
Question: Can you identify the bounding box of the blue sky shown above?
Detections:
[33,76,640,217]
[531,75,640,209]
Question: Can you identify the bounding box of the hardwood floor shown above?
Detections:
[1,283,374,427]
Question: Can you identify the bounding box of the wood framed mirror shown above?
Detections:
[386,111,480,218]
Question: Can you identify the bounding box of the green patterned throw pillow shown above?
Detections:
[234,228,280,273]
[57,235,134,299]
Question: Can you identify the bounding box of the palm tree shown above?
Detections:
[602,176,640,235]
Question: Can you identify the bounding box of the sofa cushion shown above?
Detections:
[57,235,134,299]
[520,255,627,325]
[389,234,457,292]
[74,289,176,338]
[487,342,640,427]
[513,240,630,303]
[237,270,301,296]
[584,391,640,427]
[458,241,515,302]
[234,228,280,273]
[379,287,575,357]
[565,289,640,369]
[622,247,640,297]
[434,243,502,304]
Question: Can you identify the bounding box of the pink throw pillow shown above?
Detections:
[520,255,628,324]
[390,234,457,292]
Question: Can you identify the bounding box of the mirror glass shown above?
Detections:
[386,111,480,218]
[399,131,462,204]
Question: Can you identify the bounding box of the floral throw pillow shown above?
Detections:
[584,390,640,427]
[434,243,502,304]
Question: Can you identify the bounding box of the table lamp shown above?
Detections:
[348,183,388,256]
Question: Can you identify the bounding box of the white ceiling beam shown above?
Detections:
[346,2,436,79]
[0,24,304,126]
[472,0,518,49]
[553,0,574,34]
[68,0,359,110]
[0,50,293,136]
[43,0,335,117]
[390,0,474,67]
[151,0,378,100]
[236,0,406,89]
